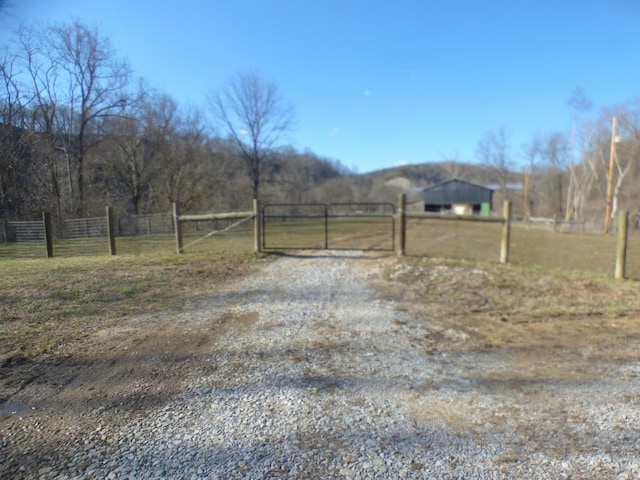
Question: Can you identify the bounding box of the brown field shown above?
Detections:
[2,218,638,371]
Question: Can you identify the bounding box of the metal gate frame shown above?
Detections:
[261,202,395,251]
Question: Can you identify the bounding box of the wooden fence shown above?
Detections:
[0,198,634,281]
[172,200,260,254]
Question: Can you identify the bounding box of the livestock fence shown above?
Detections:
[1,208,117,259]
[0,205,254,258]
[1,196,637,281]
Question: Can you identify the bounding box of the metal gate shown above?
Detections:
[262,202,395,251]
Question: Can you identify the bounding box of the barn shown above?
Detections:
[423,179,493,215]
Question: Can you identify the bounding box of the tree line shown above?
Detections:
[0,20,347,221]
[476,89,640,227]
[2,20,639,228]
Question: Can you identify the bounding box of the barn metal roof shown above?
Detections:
[423,179,493,205]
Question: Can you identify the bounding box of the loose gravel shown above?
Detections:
[3,252,640,479]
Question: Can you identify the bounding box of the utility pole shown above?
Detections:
[604,117,618,234]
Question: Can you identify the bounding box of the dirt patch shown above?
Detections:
[0,306,259,473]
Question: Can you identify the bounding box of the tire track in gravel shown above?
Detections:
[98,252,498,479]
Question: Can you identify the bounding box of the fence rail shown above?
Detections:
[0,199,636,282]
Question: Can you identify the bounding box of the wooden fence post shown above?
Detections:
[253,198,261,253]
[43,211,53,258]
[615,210,629,280]
[106,206,116,256]
[500,201,511,264]
[397,193,406,257]
[173,202,183,254]
[2,218,7,244]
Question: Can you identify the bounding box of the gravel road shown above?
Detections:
[3,252,640,479]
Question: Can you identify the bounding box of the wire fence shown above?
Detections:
[117,213,173,236]
[0,210,256,258]
[0,220,47,259]
[53,217,111,257]
[1,203,639,283]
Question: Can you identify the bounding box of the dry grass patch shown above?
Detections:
[380,255,640,456]
[382,256,640,358]
[0,248,265,361]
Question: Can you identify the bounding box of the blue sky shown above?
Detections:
[2,0,640,173]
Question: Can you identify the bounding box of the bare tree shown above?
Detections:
[100,98,156,214]
[545,132,569,217]
[16,27,70,217]
[565,88,595,221]
[476,126,512,197]
[0,52,33,218]
[208,71,295,200]
[47,20,133,215]
[600,104,640,225]
[143,95,210,211]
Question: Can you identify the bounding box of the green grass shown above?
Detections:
[406,217,504,263]
[406,218,640,281]
[263,217,395,250]
[0,230,264,357]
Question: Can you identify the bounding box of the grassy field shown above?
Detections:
[262,217,640,280]
[0,230,259,358]
[405,218,640,280]
[3,217,639,360]
[3,216,639,278]
[262,217,395,251]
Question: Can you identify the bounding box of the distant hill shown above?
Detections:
[361,161,517,187]
[307,160,525,207]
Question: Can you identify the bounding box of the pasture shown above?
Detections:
[0,235,258,359]
[406,218,640,279]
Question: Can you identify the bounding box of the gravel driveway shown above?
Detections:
[3,252,640,479]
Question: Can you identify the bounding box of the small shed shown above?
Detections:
[423,179,493,215]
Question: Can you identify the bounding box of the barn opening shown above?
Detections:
[423,179,493,215]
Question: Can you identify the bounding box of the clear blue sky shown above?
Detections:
[2,0,639,173]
